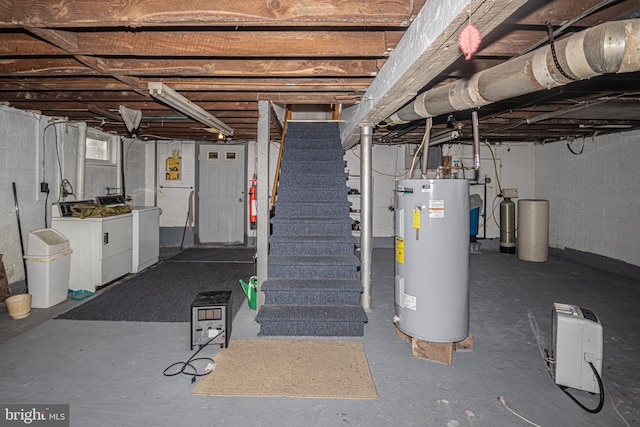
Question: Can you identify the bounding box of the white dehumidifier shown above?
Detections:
[551,303,603,393]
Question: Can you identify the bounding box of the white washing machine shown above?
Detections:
[51,200,133,292]
[131,206,160,273]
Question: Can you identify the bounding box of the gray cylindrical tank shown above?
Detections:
[500,198,516,254]
[517,199,549,262]
[394,179,469,342]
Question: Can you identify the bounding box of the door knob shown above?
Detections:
[239,198,243,202]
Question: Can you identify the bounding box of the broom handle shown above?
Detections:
[12,182,28,294]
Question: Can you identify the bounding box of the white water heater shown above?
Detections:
[394,179,470,342]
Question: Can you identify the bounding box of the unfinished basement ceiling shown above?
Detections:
[0,0,639,144]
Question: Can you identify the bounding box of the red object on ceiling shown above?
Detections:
[458,23,482,60]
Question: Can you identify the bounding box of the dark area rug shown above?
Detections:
[56,258,256,322]
[168,247,255,263]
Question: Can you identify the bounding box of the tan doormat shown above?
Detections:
[193,339,378,399]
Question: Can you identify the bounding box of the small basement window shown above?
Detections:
[86,129,117,164]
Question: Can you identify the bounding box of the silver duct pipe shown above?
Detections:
[387,19,640,123]
[471,110,481,174]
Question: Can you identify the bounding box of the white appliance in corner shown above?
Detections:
[131,206,160,273]
[51,201,133,292]
[552,303,603,393]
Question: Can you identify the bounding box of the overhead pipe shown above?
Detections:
[386,19,640,123]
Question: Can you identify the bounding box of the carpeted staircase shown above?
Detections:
[256,121,368,336]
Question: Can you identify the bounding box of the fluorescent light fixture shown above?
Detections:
[148,82,234,136]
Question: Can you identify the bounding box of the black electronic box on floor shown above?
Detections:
[190,290,232,349]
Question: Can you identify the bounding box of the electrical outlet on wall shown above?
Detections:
[502,188,518,198]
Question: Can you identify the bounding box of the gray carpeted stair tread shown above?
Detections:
[271,217,354,225]
[278,184,347,191]
[278,173,348,186]
[256,305,368,336]
[269,234,357,256]
[270,221,354,236]
[274,201,351,216]
[269,255,359,266]
[282,160,347,167]
[262,278,362,292]
[269,235,357,244]
[260,121,365,337]
[282,148,344,160]
[261,279,364,305]
[276,188,349,202]
[268,255,360,279]
[256,305,367,322]
[276,201,351,207]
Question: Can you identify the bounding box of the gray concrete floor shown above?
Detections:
[0,243,638,426]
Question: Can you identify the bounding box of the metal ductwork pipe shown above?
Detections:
[387,19,640,123]
[471,110,481,171]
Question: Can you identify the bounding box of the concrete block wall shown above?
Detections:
[83,134,145,203]
[343,142,538,241]
[436,143,537,239]
[0,107,46,285]
[122,138,150,206]
[535,130,640,267]
[0,108,81,285]
[0,105,147,285]
[345,144,404,240]
[156,140,196,247]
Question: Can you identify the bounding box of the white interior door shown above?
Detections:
[198,144,246,244]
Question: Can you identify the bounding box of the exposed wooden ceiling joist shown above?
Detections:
[6,29,404,57]
[0,58,384,77]
[341,0,529,148]
[0,0,639,143]
[1,0,426,28]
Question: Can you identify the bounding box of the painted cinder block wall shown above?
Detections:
[0,105,147,286]
[2,102,639,286]
[535,130,640,268]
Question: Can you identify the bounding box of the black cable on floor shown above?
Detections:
[559,361,605,414]
[163,332,220,383]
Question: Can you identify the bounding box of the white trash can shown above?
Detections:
[23,229,73,308]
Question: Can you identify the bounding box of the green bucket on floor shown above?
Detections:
[239,276,258,310]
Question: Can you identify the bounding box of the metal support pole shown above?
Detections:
[256,100,270,308]
[360,125,373,310]
[75,122,87,200]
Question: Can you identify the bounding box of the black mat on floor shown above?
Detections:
[56,261,255,322]
[168,247,255,263]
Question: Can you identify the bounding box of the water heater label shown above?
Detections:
[428,200,445,218]
[404,293,417,310]
[395,237,404,264]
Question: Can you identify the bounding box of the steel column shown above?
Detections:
[256,100,270,308]
[360,125,373,310]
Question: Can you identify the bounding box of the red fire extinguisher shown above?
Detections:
[249,177,257,229]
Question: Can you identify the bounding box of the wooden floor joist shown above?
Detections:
[396,328,474,365]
